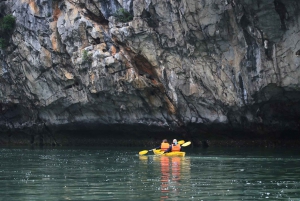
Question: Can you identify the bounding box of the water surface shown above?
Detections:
[1,146,300,200]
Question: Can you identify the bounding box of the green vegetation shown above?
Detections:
[0,38,6,49]
[82,50,92,63]
[1,14,15,32]
[0,14,16,49]
[114,8,133,23]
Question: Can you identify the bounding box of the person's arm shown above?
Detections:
[164,145,172,153]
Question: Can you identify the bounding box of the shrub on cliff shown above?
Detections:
[114,8,133,23]
[0,14,16,49]
[0,38,6,49]
[82,50,92,63]
[1,14,15,33]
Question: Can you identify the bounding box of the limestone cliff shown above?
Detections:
[0,0,300,145]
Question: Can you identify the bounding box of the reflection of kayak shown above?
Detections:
[153,149,185,157]
[139,155,148,161]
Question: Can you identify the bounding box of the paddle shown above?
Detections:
[138,140,185,155]
[139,148,157,155]
[181,141,191,147]
[139,150,149,155]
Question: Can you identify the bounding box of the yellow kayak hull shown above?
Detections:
[153,149,185,157]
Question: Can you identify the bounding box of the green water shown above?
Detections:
[0,146,300,200]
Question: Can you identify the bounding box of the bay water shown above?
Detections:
[0,146,300,200]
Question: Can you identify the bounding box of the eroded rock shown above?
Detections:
[0,0,300,145]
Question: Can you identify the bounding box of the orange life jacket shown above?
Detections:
[172,144,181,152]
[161,142,170,151]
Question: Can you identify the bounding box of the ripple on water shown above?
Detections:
[0,147,300,200]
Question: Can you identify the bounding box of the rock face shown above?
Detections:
[0,0,300,145]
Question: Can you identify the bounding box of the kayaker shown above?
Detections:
[164,139,181,153]
[155,139,170,151]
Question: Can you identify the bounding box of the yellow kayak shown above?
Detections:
[153,149,185,157]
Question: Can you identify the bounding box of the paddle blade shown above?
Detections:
[178,140,185,145]
[139,150,148,155]
[181,141,191,147]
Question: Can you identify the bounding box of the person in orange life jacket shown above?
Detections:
[164,139,181,153]
[155,139,170,151]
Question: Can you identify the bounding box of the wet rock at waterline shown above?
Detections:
[0,0,300,146]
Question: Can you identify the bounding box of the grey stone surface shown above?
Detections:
[0,0,299,145]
